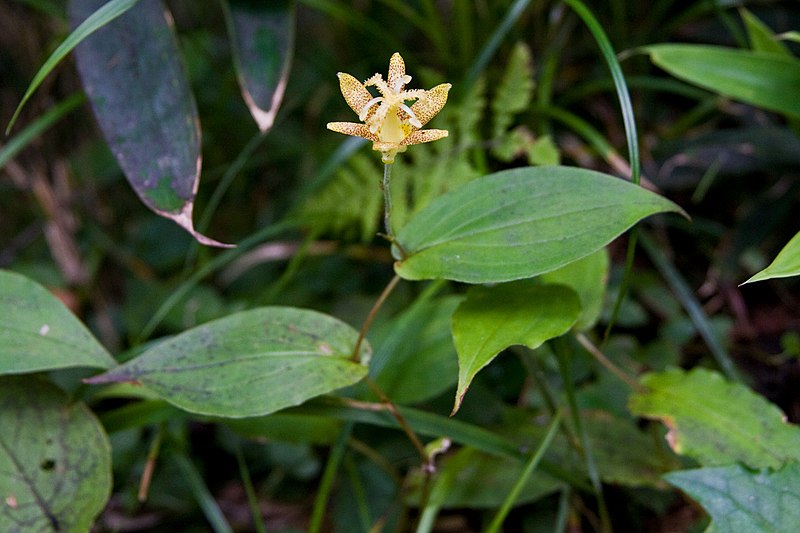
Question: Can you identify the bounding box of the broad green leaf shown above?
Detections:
[541,247,609,331]
[6,0,139,134]
[629,367,800,468]
[85,307,370,418]
[643,44,800,119]
[740,8,791,56]
[0,270,115,374]
[223,0,294,132]
[451,282,580,414]
[393,166,683,283]
[743,230,800,284]
[665,463,800,533]
[369,296,461,405]
[69,0,229,247]
[0,376,111,532]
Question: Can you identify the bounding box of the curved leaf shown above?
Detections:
[665,463,800,533]
[0,377,111,532]
[85,307,370,418]
[69,0,230,247]
[743,230,800,284]
[541,247,610,331]
[0,270,115,374]
[629,367,800,469]
[451,282,581,414]
[223,0,294,132]
[643,44,800,119]
[393,166,683,283]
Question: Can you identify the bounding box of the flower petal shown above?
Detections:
[327,122,378,141]
[410,83,451,127]
[387,52,406,90]
[401,128,449,146]
[337,73,373,117]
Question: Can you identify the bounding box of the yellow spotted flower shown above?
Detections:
[327,53,451,164]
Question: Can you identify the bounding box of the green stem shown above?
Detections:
[382,163,394,239]
[486,411,563,533]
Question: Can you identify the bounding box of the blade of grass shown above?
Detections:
[553,339,611,532]
[185,131,269,269]
[562,0,639,184]
[639,231,741,381]
[291,398,591,492]
[563,0,642,341]
[234,440,267,533]
[463,0,533,91]
[486,410,563,533]
[6,0,140,134]
[174,453,234,533]
[0,93,83,169]
[136,219,298,343]
[309,421,354,533]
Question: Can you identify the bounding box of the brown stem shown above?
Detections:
[351,274,401,362]
[574,332,644,392]
[364,377,430,468]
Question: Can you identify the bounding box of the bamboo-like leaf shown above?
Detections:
[0,270,115,374]
[393,166,684,283]
[85,307,370,418]
[69,0,230,247]
[223,0,294,132]
[743,230,800,284]
[643,44,800,119]
[0,377,111,532]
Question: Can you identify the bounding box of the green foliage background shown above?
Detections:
[2,1,800,532]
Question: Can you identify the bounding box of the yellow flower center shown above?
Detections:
[359,73,425,144]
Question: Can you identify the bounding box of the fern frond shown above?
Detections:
[491,42,535,139]
[295,153,383,242]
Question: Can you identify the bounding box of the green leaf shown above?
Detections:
[541,248,609,331]
[69,0,229,247]
[5,0,139,134]
[223,0,294,132]
[740,8,791,56]
[85,307,370,418]
[743,230,800,284]
[451,282,580,414]
[0,270,115,374]
[393,166,683,283]
[629,367,800,468]
[643,44,800,119]
[0,376,111,532]
[665,463,800,533]
[0,93,84,171]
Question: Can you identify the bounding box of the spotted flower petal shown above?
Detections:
[326,53,450,163]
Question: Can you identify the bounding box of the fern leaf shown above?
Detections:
[491,42,535,139]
